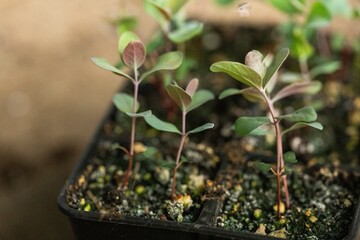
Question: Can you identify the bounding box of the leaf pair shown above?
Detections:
[91,31,183,83]
[144,79,214,135]
[235,107,323,137]
[211,48,289,91]
[167,78,215,113]
[145,0,203,44]
[255,151,298,174]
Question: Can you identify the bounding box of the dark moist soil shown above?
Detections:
[66,129,220,223]
[65,24,360,239]
[214,139,360,239]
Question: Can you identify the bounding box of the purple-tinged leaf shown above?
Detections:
[245,50,266,78]
[272,81,322,103]
[122,40,146,69]
[185,78,199,97]
[166,84,192,112]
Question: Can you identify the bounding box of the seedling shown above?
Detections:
[266,0,359,82]
[210,48,323,218]
[144,78,214,200]
[91,31,183,188]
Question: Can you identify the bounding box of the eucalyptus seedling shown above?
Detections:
[91,31,183,188]
[210,48,323,218]
[144,78,214,200]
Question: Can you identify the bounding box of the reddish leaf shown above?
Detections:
[185,78,199,97]
[272,81,321,103]
[122,40,146,69]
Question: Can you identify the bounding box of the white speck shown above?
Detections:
[236,3,251,17]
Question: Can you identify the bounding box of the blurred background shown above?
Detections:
[0,0,359,239]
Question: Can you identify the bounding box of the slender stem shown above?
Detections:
[171,111,187,200]
[299,58,311,82]
[259,88,290,216]
[122,70,139,188]
[276,174,281,218]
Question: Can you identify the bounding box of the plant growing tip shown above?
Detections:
[144,78,214,199]
[212,48,323,218]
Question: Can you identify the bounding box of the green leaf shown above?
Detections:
[187,90,214,112]
[126,110,152,118]
[307,1,331,28]
[284,151,298,163]
[116,16,138,35]
[215,0,235,6]
[166,84,192,112]
[91,57,134,81]
[140,51,183,82]
[219,88,263,102]
[310,61,341,78]
[118,31,140,55]
[282,122,323,135]
[168,21,203,44]
[187,123,214,135]
[263,48,289,88]
[168,0,189,14]
[122,40,146,69]
[272,81,322,103]
[146,31,165,53]
[235,117,271,136]
[278,72,302,83]
[321,0,352,17]
[282,167,293,176]
[254,162,273,173]
[277,107,317,123]
[267,0,305,14]
[290,28,314,60]
[142,146,158,158]
[113,93,139,114]
[210,61,262,88]
[159,160,176,169]
[219,88,243,100]
[144,114,181,134]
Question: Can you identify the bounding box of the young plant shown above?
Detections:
[210,48,323,218]
[144,78,214,200]
[91,31,183,188]
[266,0,358,82]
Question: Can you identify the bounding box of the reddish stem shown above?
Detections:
[259,88,290,217]
[171,111,187,200]
[122,73,140,188]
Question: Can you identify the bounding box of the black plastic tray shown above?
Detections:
[57,102,360,240]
